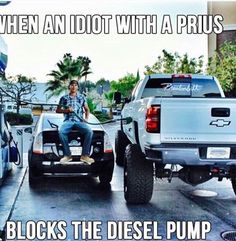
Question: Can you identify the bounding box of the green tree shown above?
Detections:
[144,50,204,75]
[45,53,92,98]
[86,97,96,113]
[104,91,115,118]
[79,80,96,94]
[102,72,139,116]
[96,78,107,88]
[207,41,236,96]
[110,73,139,98]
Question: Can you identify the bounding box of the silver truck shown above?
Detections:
[115,74,236,204]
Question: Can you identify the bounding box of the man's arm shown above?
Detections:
[56,97,73,114]
[84,103,90,120]
[56,105,73,114]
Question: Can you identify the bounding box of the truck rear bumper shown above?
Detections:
[144,144,236,167]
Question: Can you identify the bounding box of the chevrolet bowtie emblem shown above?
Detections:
[210,119,231,127]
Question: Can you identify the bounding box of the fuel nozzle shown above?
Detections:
[123,117,133,124]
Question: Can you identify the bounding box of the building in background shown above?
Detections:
[208,1,236,57]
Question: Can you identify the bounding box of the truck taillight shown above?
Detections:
[146,106,160,133]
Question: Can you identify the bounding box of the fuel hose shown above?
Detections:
[65,107,132,125]
[20,101,133,125]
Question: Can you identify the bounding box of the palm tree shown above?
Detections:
[77,56,92,80]
[76,56,92,93]
[104,91,114,118]
[45,54,92,98]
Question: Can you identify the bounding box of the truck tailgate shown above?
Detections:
[160,98,236,144]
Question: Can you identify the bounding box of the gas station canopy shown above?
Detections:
[0,1,11,6]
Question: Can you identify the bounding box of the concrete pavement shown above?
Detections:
[0,165,27,239]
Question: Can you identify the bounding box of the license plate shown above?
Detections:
[70,147,82,156]
[207,147,230,159]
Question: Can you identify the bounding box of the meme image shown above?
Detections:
[0,0,236,240]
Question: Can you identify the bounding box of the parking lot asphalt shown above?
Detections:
[1,121,236,241]
[0,165,27,237]
[0,121,118,237]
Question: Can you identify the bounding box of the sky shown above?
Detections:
[0,0,210,83]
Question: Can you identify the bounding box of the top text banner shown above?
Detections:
[0,14,224,35]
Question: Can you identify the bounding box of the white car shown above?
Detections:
[28,112,114,186]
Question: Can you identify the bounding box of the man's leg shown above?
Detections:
[59,120,74,157]
[74,121,93,156]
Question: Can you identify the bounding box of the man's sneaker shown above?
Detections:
[80,155,95,165]
[60,156,72,164]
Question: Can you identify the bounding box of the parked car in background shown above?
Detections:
[28,112,114,186]
[6,105,17,113]
[112,107,122,116]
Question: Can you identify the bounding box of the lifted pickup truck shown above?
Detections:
[115,74,236,204]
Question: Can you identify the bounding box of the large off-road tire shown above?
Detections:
[99,161,114,185]
[231,177,236,195]
[124,144,153,204]
[28,166,42,187]
[115,130,130,166]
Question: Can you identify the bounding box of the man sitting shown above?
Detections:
[56,80,94,165]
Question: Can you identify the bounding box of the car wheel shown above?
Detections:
[124,144,153,204]
[115,130,130,166]
[231,177,236,195]
[28,166,42,186]
[99,161,114,185]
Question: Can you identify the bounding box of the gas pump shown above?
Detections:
[0,104,12,185]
